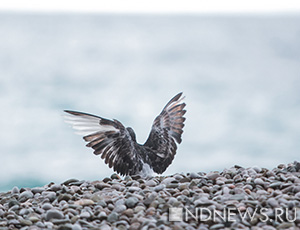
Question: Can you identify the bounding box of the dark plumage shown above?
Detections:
[64,92,186,176]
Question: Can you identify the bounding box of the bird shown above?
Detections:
[64,92,186,177]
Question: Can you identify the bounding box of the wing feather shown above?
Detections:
[143,92,186,174]
[64,110,143,175]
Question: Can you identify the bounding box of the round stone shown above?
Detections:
[206,172,220,181]
[8,199,20,208]
[11,186,19,194]
[254,178,265,186]
[111,173,121,180]
[45,209,64,221]
[62,178,79,185]
[31,187,45,194]
[74,199,95,206]
[125,197,139,208]
[154,184,165,192]
[98,211,107,220]
[145,180,157,187]
[42,203,53,210]
[114,204,127,213]
[80,211,91,219]
[128,187,141,193]
[57,194,72,202]
[43,191,57,202]
[107,211,119,223]
[19,191,34,202]
[50,184,62,192]
[190,172,201,179]
[267,198,279,208]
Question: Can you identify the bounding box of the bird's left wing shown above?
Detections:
[64,110,142,176]
[143,92,186,174]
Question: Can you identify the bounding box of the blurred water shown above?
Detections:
[0,13,300,191]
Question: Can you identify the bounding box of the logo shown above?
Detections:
[169,208,183,221]
[169,207,298,223]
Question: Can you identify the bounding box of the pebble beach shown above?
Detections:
[1,162,300,230]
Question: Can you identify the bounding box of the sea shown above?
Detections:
[0,12,300,191]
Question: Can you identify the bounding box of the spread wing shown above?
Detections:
[64,110,143,176]
[143,92,186,174]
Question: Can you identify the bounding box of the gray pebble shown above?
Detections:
[190,172,201,179]
[43,191,57,202]
[254,178,265,186]
[50,184,62,192]
[125,197,139,208]
[8,199,20,208]
[19,208,30,216]
[98,211,107,220]
[79,211,91,219]
[42,203,53,210]
[57,193,72,202]
[114,204,127,213]
[107,211,119,223]
[11,186,19,194]
[128,186,141,193]
[99,223,111,230]
[72,224,82,230]
[269,182,282,188]
[45,209,64,220]
[252,166,262,173]
[154,184,165,192]
[63,178,79,185]
[210,223,225,229]
[19,191,33,202]
[19,218,32,226]
[267,198,279,208]
[31,187,45,194]
[206,172,220,180]
[145,180,157,187]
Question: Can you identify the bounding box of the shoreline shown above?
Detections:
[0,161,300,229]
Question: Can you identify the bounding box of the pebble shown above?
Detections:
[79,211,91,219]
[42,203,53,210]
[50,184,62,192]
[190,172,201,179]
[0,162,298,229]
[145,180,157,187]
[74,199,94,206]
[254,178,265,186]
[107,211,119,223]
[11,186,19,194]
[267,198,279,208]
[206,172,220,180]
[8,199,19,208]
[269,182,282,188]
[114,204,127,213]
[19,190,34,202]
[98,211,107,220]
[154,184,165,192]
[63,178,80,185]
[31,187,45,194]
[43,191,57,202]
[45,209,64,221]
[125,197,139,208]
[128,186,141,193]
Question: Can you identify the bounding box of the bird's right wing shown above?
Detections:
[64,110,142,176]
[143,92,186,174]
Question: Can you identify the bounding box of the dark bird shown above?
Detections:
[64,92,186,177]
